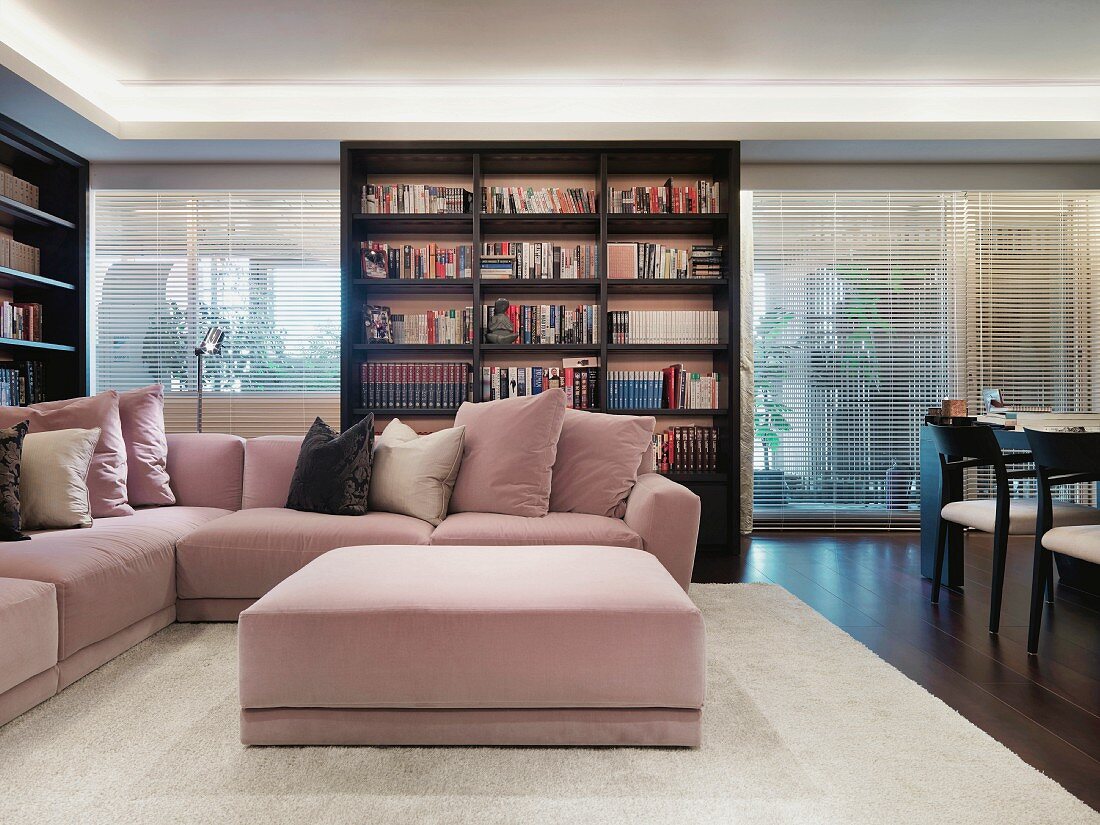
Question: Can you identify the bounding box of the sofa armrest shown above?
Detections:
[623,474,700,591]
[166,433,246,511]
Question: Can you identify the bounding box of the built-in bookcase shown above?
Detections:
[341,142,739,554]
[0,114,88,402]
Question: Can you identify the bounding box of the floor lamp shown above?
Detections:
[194,327,225,433]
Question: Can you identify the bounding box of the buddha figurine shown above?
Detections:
[485,298,519,344]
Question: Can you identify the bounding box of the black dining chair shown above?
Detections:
[926,424,1037,633]
[1022,428,1100,655]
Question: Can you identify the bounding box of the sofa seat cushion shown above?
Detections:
[0,507,230,659]
[239,545,705,710]
[176,508,434,600]
[430,511,643,550]
[0,577,57,694]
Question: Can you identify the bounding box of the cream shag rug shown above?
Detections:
[2,584,1096,825]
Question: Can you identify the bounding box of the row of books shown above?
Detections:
[481,362,600,410]
[359,362,472,410]
[0,230,40,275]
[608,310,720,345]
[690,245,723,277]
[389,308,474,345]
[361,184,472,214]
[360,242,473,280]
[480,242,598,280]
[0,301,42,342]
[608,243,690,281]
[0,166,39,209]
[607,367,721,410]
[0,361,45,406]
[485,303,600,345]
[481,187,596,214]
[607,179,721,214]
[651,426,721,474]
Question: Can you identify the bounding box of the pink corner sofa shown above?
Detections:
[0,432,701,727]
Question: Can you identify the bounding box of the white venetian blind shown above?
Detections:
[751,191,963,528]
[91,191,341,437]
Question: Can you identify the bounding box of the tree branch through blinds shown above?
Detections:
[751,190,1100,529]
[91,191,341,438]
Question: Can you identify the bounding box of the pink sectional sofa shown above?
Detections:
[0,431,701,727]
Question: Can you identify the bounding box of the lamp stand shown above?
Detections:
[195,350,205,433]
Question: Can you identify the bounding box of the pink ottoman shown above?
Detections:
[238,545,705,746]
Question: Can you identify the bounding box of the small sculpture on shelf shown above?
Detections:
[484,298,518,345]
[364,304,393,344]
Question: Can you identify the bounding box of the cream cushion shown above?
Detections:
[21,427,100,529]
[941,498,1100,535]
[1041,525,1100,563]
[368,419,465,526]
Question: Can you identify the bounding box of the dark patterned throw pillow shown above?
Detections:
[285,415,374,516]
[0,421,31,541]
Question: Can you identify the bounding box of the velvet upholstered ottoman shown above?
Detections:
[238,545,706,747]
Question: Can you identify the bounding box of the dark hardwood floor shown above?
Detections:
[693,532,1100,811]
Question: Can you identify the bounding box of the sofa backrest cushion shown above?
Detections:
[550,410,656,518]
[242,435,303,509]
[165,433,245,510]
[0,391,132,519]
[449,390,566,518]
[119,385,175,507]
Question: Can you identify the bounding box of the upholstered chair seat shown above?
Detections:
[1040,524,1100,564]
[941,498,1100,535]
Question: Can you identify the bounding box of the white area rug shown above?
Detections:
[2,584,1095,824]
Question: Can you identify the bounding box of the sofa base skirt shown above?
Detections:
[0,666,59,727]
[240,706,702,747]
[177,598,256,622]
[58,605,175,690]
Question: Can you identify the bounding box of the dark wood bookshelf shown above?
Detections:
[0,114,87,401]
[341,141,740,554]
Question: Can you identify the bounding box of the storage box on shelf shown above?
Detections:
[342,142,738,552]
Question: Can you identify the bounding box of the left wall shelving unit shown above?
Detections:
[0,114,87,402]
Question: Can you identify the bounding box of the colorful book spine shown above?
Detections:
[360,362,471,410]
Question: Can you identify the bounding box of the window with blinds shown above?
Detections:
[91,191,341,437]
[751,190,1100,528]
[751,192,960,528]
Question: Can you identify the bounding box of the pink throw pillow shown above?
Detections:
[0,391,132,518]
[449,390,566,517]
[119,385,175,507]
[550,410,656,518]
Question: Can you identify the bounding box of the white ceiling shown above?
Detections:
[3,0,1100,143]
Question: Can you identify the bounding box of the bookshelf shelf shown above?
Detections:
[353,279,473,295]
[0,337,76,353]
[353,343,473,354]
[0,265,76,292]
[0,114,87,402]
[480,279,599,294]
[0,194,76,229]
[342,141,739,556]
[607,278,728,294]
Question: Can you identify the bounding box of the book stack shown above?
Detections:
[607,242,690,280]
[607,366,720,410]
[0,229,40,274]
[483,304,599,345]
[480,242,597,280]
[653,426,720,474]
[360,362,471,409]
[481,187,596,214]
[690,246,724,278]
[608,310,719,344]
[390,308,474,345]
[0,360,44,406]
[360,242,473,279]
[607,179,720,214]
[0,301,41,341]
[0,166,39,209]
[361,184,472,214]
[481,359,600,410]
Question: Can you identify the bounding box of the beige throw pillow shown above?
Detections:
[21,427,100,530]
[368,419,465,526]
